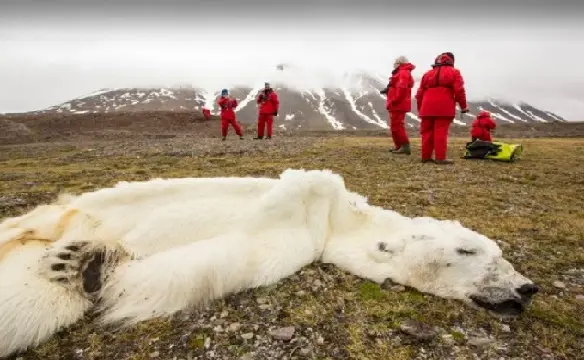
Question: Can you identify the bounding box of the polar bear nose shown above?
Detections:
[516,283,539,298]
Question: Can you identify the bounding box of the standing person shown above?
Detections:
[415,52,469,164]
[217,88,244,141]
[385,55,416,155]
[470,110,497,142]
[254,82,279,140]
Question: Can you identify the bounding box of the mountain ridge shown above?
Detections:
[18,70,565,130]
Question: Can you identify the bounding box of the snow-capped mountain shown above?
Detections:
[33,69,565,130]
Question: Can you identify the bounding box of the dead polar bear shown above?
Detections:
[0,168,539,358]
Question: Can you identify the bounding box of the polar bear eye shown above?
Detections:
[456,248,477,256]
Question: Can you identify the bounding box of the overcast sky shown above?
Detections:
[1,0,583,120]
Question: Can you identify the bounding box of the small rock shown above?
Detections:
[295,290,306,296]
[468,336,494,347]
[204,337,211,349]
[553,281,566,289]
[220,310,229,318]
[239,353,256,360]
[316,335,325,345]
[270,326,296,341]
[399,319,437,341]
[149,351,160,358]
[259,304,272,310]
[299,347,313,357]
[501,324,511,333]
[390,285,406,292]
[441,334,455,345]
[241,332,254,340]
[256,297,268,304]
[381,278,398,289]
[228,322,242,332]
[576,295,584,302]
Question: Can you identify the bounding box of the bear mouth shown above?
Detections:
[469,296,526,317]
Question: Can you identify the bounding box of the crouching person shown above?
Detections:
[217,89,244,141]
[471,110,496,142]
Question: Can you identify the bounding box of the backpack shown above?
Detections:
[462,140,523,162]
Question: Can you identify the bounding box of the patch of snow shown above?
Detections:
[491,113,514,124]
[407,113,421,122]
[75,88,115,100]
[316,88,345,130]
[523,109,547,122]
[342,89,386,129]
[488,101,521,122]
[368,101,383,124]
[235,86,262,113]
[545,111,563,121]
[160,88,178,99]
[285,114,295,121]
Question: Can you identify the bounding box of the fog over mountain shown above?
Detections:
[1,0,583,120]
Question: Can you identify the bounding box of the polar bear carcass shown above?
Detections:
[0,168,538,358]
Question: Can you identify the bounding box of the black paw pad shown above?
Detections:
[64,245,82,252]
[82,251,105,294]
[51,263,67,271]
[58,252,72,260]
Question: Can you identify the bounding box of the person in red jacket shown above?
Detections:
[384,55,416,154]
[415,52,469,164]
[202,107,211,120]
[217,88,243,141]
[254,82,279,139]
[471,110,497,142]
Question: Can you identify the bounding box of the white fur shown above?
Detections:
[0,169,536,358]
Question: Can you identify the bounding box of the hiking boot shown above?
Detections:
[221,137,226,141]
[265,136,272,140]
[253,136,263,140]
[389,147,398,152]
[435,159,454,165]
[239,136,244,140]
[421,159,435,164]
[393,143,411,155]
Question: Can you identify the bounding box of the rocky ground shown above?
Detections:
[1,113,583,359]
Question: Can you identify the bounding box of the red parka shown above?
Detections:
[202,107,211,120]
[471,110,497,141]
[415,53,468,117]
[256,89,279,115]
[217,97,238,120]
[386,63,416,112]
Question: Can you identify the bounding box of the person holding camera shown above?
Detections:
[217,88,244,141]
[254,82,280,140]
[415,52,469,164]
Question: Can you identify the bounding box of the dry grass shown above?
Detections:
[1,135,583,360]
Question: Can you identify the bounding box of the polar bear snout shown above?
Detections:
[516,283,539,299]
[469,281,539,317]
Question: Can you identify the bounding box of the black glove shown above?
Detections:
[380,88,388,95]
[461,108,469,113]
[273,111,278,116]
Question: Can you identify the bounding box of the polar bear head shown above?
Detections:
[368,214,539,317]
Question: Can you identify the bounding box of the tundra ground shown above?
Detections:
[1,132,583,360]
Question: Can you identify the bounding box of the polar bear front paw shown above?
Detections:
[39,241,99,293]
